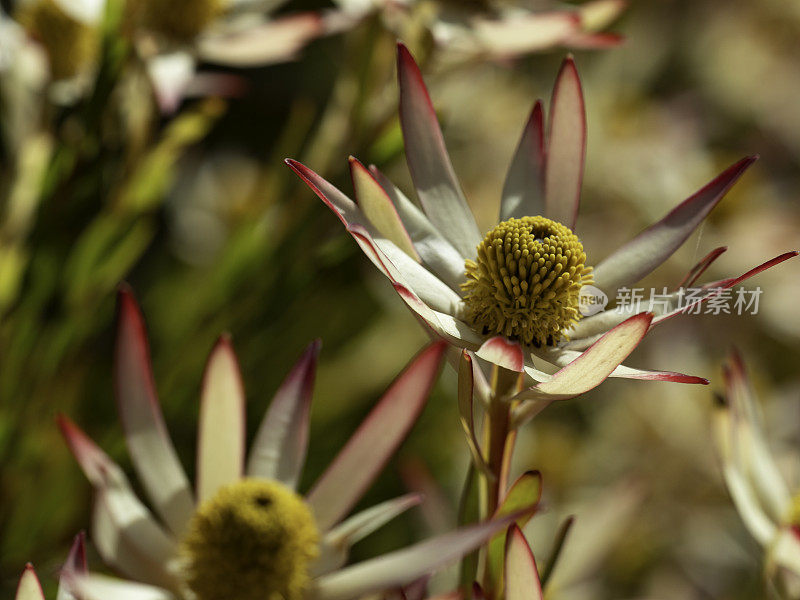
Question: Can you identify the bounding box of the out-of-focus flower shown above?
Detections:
[133,0,326,112]
[332,0,626,61]
[287,43,797,425]
[9,0,326,110]
[14,534,86,600]
[714,351,800,595]
[59,288,533,600]
[11,0,100,83]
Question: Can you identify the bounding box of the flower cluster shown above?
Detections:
[6,2,800,599]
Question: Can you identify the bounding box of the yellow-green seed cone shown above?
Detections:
[16,0,97,80]
[182,479,319,600]
[462,216,592,347]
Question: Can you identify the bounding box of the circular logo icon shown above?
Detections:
[579,285,608,316]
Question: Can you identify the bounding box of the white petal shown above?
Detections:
[69,574,174,600]
[15,566,44,600]
[369,165,466,291]
[197,14,322,67]
[115,289,195,537]
[513,313,652,425]
[314,495,423,575]
[544,56,586,230]
[58,417,178,587]
[313,514,528,600]
[501,101,546,221]
[591,157,757,295]
[307,343,446,530]
[197,337,246,503]
[56,533,87,600]
[247,340,320,488]
[146,52,196,115]
[396,43,482,258]
[286,160,461,314]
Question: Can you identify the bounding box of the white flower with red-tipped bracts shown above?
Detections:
[58,287,534,600]
[330,0,626,61]
[714,351,800,592]
[9,0,326,110]
[286,43,798,426]
[14,534,86,600]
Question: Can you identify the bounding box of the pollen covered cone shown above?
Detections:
[462,216,592,347]
[182,479,320,600]
[16,0,96,79]
[140,0,223,41]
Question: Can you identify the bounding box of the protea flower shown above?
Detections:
[286,43,797,426]
[332,0,626,61]
[14,534,86,600]
[58,288,532,600]
[714,351,800,593]
[8,0,326,110]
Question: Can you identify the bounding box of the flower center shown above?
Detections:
[182,479,319,600]
[16,0,97,80]
[138,0,223,41]
[461,216,592,347]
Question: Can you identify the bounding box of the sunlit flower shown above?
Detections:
[332,0,626,61]
[287,43,797,426]
[10,0,326,110]
[59,287,531,600]
[14,534,86,600]
[714,351,800,594]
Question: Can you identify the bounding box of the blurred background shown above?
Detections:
[2,0,800,597]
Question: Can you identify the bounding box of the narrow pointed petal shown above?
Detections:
[16,566,44,600]
[652,251,799,327]
[314,509,534,600]
[287,161,462,314]
[592,156,757,295]
[724,352,791,522]
[502,101,546,221]
[92,490,180,589]
[58,417,178,587]
[146,52,196,114]
[57,533,88,600]
[247,340,320,487]
[544,57,586,230]
[115,288,194,536]
[369,165,466,291]
[68,575,174,600]
[397,43,481,258]
[307,342,447,530]
[476,337,524,373]
[513,313,653,425]
[350,157,419,261]
[197,336,246,503]
[677,246,727,289]
[543,347,708,384]
[505,525,543,600]
[470,13,579,58]
[197,14,323,67]
[323,494,423,553]
[713,401,777,546]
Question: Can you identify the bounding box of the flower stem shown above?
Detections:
[484,366,522,516]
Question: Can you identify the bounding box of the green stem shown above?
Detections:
[482,366,522,596]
